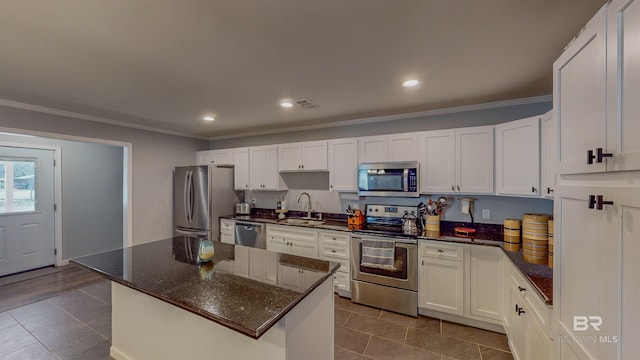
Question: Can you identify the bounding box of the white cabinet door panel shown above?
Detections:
[554,6,607,174]
[358,136,387,163]
[495,117,540,196]
[418,130,456,193]
[456,127,494,193]
[328,138,358,192]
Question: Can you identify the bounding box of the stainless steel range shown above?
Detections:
[351,204,419,317]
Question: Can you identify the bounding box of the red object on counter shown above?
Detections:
[454,227,476,237]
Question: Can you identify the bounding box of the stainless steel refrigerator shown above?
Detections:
[173,165,238,240]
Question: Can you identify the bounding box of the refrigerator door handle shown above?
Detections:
[184,171,191,224]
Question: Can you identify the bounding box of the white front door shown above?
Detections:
[0,146,55,276]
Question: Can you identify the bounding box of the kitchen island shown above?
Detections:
[71,236,339,360]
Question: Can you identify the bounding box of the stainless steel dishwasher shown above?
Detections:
[234,221,266,248]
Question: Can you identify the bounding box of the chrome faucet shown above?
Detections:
[297,192,312,218]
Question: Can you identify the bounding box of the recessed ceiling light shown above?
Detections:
[203,115,215,122]
[280,101,294,108]
[402,79,420,88]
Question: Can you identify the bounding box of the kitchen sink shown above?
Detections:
[277,218,325,226]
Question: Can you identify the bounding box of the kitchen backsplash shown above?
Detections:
[244,189,553,225]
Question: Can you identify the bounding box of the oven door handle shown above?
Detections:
[352,236,417,245]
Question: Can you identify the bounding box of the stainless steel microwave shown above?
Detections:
[357,161,419,197]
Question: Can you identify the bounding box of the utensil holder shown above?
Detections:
[425,215,440,238]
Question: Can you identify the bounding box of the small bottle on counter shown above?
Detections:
[277,199,282,210]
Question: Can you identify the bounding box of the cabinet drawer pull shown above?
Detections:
[518,308,526,316]
[587,148,613,164]
[437,249,444,253]
[452,185,455,191]
[518,286,526,292]
[457,185,460,191]
[531,186,537,193]
[547,187,554,194]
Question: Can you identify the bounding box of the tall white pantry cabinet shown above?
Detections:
[553,1,640,359]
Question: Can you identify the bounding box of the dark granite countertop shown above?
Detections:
[71,236,340,339]
[420,228,553,305]
[222,212,553,305]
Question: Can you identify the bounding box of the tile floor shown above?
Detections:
[1,277,513,360]
[0,280,112,360]
[334,296,513,360]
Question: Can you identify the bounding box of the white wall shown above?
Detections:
[0,105,208,246]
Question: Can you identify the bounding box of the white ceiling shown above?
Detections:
[0,0,607,139]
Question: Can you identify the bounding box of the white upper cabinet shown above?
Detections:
[358,135,387,163]
[358,133,417,163]
[456,126,494,194]
[250,145,285,191]
[387,133,418,161]
[540,110,556,198]
[196,150,214,165]
[554,3,640,174]
[554,6,606,174]
[278,141,328,171]
[197,149,234,166]
[607,0,640,172]
[419,126,494,194]
[328,138,358,192]
[233,148,250,190]
[418,130,456,193]
[495,116,540,196]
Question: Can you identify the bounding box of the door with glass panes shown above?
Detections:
[0,146,55,276]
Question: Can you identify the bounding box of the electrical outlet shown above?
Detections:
[482,209,490,220]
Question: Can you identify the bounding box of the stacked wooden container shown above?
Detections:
[503,219,521,252]
[522,214,550,265]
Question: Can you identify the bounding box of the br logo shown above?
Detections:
[573,316,602,331]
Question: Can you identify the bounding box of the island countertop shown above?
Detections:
[71,236,340,339]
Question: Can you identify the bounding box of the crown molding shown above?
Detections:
[0,99,208,140]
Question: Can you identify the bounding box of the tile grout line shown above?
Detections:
[78,288,111,306]
[7,311,63,360]
[47,298,112,343]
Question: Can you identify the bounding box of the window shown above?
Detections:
[0,159,36,213]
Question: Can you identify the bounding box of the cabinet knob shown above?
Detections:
[457,185,460,191]
[298,165,301,169]
[531,187,537,193]
[452,185,455,191]
[588,195,614,210]
[301,164,304,169]
[330,185,333,189]
[437,249,444,253]
[331,250,336,253]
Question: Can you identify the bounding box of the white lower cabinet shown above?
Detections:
[468,246,503,322]
[278,264,324,292]
[249,247,278,285]
[318,230,351,297]
[504,257,552,360]
[220,219,235,244]
[418,241,464,316]
[266,225,318,258]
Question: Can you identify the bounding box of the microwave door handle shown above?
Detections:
[403,168,409,191]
